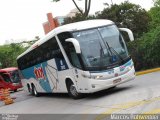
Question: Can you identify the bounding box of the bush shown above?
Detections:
[128,26,160,71]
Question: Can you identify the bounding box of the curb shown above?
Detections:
[136,68,160,76]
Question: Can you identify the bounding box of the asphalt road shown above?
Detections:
[0,71,160,119]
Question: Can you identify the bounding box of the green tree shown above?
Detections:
[149,0,160,29]
[140,27,160,68]
[128,0,160,71]
[153,0,160,6]
[53,0,91,18]
[96,1,151,39]
[0,44,26,68]
[128,25,160,71]
[63,13,96,24]
[130,0,160,70]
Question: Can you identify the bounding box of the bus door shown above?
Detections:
[66,43,88,91]
[57,32,88,91]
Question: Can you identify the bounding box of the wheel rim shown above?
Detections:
[70,85,78,97]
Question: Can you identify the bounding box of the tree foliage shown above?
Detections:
[141,27,160,67]
[128,0,160,71]
[63,13,96,24]
[0,44,26,68]
[63,1,150,40]
[96,1,151,39]
[133,0,160,70]
[149,0,160,29]
[128,26,160,71]
[153,0,160,7]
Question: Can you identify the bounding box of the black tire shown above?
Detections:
[67,81,82,99]
[14,89,17,92]
[27,84,32,94]
[32,85,40,97]
[109,86,116,90]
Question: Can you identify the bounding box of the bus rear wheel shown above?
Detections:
[14,89,17,92]
[67,81,82,99]
[27,84,31,94]
[31,85,40,97]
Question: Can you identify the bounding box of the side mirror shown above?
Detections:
[65,38,81,53]
[119,28,134,41]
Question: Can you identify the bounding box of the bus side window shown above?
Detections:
[17,37,65,70]
[41,37,65,61]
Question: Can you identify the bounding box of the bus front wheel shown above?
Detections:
[67,81,82,99]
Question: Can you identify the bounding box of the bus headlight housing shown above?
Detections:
[81,72,103,80]
[128,64,134,71]
[90,75,103,79]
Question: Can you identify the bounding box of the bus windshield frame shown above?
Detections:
[71,25,130,71]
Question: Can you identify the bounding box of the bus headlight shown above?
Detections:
[81,72,103,79]
[128,65,133,71]
[95,75,103,79]
[90,75,103,79]
[128,66,132,71]
[95,76,100,79]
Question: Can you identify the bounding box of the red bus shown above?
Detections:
[0,67,22,92]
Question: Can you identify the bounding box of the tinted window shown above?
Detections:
[0,73,11,82]
[18,37,64,70]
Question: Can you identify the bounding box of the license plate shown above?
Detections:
[113,78,121,84]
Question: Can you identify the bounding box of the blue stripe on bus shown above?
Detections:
[22,62,52,92]
[21,58,69,92]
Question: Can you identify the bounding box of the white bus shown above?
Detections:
[17,20,135,99]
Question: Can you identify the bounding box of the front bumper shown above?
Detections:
[86,66,135,93]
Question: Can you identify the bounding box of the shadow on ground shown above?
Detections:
[38,85,134,100]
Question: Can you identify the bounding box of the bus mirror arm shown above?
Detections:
[119,28,134,41]
[65,38,81,54]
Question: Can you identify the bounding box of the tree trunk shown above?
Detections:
[72,0,91,18]
[72,0,83,15]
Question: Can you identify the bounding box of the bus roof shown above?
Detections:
[17,19,114,59]
[0,67,18,72]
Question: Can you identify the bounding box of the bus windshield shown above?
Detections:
[72,25,129,70]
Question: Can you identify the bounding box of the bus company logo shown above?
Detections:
[34,66,46,80]
[120,65,126,71]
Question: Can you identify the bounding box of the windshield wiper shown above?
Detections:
[109,47,125,64]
